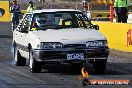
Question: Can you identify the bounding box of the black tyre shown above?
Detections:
[14,45,26,66]
[93,60,107,74]
[29,51,42,73]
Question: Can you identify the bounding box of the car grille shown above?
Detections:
[64,44,86,48]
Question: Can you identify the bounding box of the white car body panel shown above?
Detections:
[29,28,106,48]
[31,9,82,14]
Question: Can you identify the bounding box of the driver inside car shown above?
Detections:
[31,16,40,31]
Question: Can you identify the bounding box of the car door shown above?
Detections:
[14,13,33,59]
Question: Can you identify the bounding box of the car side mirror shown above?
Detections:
[19,27,28,33]
[93,25,99,30]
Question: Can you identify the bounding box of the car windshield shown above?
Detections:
[32,11,91,30]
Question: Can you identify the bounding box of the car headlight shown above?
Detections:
[37,42,63,49]
[86,40,108,47]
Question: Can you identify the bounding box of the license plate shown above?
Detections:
[67,53,84,60]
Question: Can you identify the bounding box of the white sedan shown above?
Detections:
[13,9,109,73]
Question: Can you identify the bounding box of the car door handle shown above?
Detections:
[21,35,22,37]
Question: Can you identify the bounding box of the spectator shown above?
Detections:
[10,0,21,31]
[37,0,45,3]
[114,0,130,23]
[27,1,36,12]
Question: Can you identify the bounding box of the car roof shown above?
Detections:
[29,9,82,14]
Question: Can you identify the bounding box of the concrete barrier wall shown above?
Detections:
[92,21,132,52]
[0,1,11,22]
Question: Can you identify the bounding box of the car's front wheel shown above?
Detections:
[14,45,26,66]
[29,51,42,73]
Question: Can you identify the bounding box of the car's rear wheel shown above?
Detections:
[14,45,26,66]
[93,59,107,74]
[29,51,42,73]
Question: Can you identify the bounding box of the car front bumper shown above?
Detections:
[32,47,109,64]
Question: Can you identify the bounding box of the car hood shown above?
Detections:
[30,28,106,44]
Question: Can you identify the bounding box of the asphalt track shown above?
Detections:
[0,22,131,88]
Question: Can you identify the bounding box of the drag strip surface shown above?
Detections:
[0,22,131,88]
